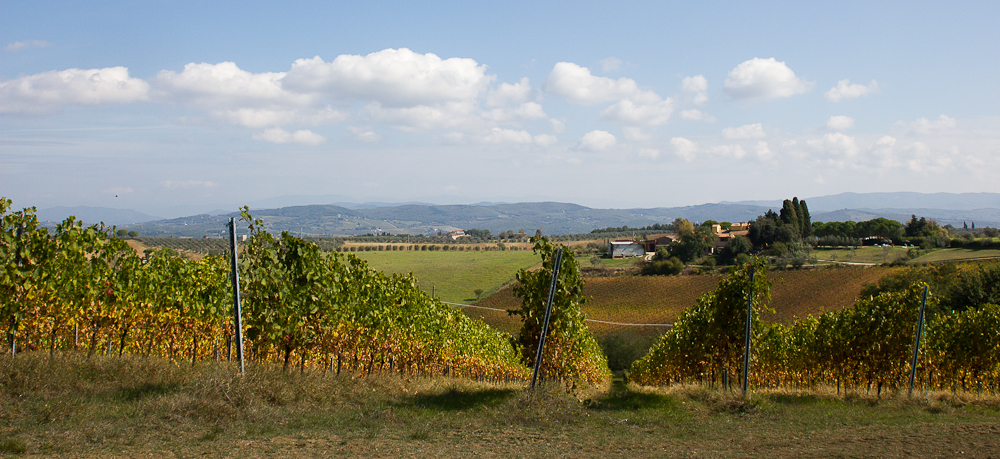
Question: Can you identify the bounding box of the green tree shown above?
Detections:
[779,199,801,236]
[798,199,812,237]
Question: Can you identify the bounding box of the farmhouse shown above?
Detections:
[448,230,469,240]
[711,222,750,252]
[610,240,646,258]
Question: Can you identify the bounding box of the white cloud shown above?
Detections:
[542,62,639,105]
[283,48,492,106]
[903,142,956,174]
[485,77,533,107]
[671,137,697,162]
[722,123,766,139]
[681,75,708,105]
[826,115,855,131]
[600,57,623,72]
[161,180,217,189]
[5,40,50,51]
[600,90,674,125]
[575,130,616,151]
[0,67,149,114]
[754,141,774,161]
[361,101,476,132]
[252,127,326,146]
[482,128,534,144]
[638,148,660,160]
[723,57,811,100]
[869,135,899,169]
[215,106,346,129]
[900,114,957,135]
[824,79,879,102]
[155,61,308,107]
[680,109,716,122]
[707,144,747,159]
[153,61,347,128]
[347,126,380,142]
[808,132,859,158]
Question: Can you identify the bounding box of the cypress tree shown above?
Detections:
[798,199,812,238]
[779,199,800,236]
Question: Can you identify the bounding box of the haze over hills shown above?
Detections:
[53,191,995,238]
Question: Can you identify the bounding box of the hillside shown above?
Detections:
[71,191,1000,237]
[464,266,900,338]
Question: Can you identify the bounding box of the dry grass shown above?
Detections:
[3,353,1000,457]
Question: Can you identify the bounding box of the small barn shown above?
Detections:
[610,241,646,258]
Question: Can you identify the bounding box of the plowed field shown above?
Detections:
[463,266,900,337]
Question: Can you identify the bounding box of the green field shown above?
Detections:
[812,246,911,264]
[351,251,540,303]
[909,248,1000,263]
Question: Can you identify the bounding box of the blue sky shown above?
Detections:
[3,1,999,217]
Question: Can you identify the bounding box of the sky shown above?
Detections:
[2,1,999,217]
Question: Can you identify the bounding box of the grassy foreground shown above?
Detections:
[3,353,999,458]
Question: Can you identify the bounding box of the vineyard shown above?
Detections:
[630,260,1000,395]
[1,201,533,384]
[5,195,1000,399]
[466,265,899,338]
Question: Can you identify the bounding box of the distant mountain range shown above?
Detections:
[33,192,1000,237]
[35,206,164,227]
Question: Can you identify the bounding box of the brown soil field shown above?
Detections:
[464,266,901,337]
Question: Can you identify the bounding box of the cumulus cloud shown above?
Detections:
[575,130,616,151]
[722,123,766,139]
[154,61,308,106]
[152,61,346,128]
[283,48,492,106]
[482,128,534,144]
[680,109,716,122]
[0,67,149,114]
[826,115,855,131]
[600,57,623,72]
[252,128,326,145]
[485,77,533,107]
[754,141,774,161]
[681,75,708,105]
[543,62,639,105]
[824,79,879,102]
[723,57,811,100]
[600,90,674,125]
[671,137,697,161]
[869,135,899,169]
[161,180,217,189]
[808,132,859,158]
[900,114,957,135]
[903,142,956,174]
[6,40,50,51]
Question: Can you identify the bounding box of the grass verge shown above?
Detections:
[3,352,999,458]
